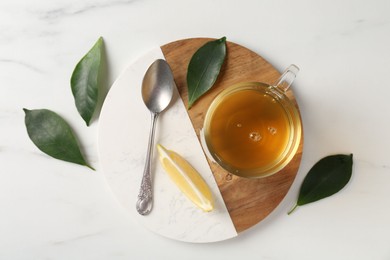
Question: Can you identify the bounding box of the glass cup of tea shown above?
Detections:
[201,65,302,178]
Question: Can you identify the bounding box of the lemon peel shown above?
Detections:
[157,144,214,212]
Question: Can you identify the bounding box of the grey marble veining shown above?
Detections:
[33,0,137,22]
[0,58,45,73]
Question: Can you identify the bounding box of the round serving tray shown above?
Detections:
[98,38,303,243]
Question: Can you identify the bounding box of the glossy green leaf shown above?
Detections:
[288,154,353,214]
[71,37,103,126]
[187,37,226,109]
[23,108,94,170]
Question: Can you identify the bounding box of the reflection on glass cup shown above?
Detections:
[201,65,302,178]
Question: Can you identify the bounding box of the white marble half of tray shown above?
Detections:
[98,47,237,243]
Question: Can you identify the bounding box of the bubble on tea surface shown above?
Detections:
[249,131,262,142]
[268,126,277,135]
[236,123,242,128]
[225,173,233,182]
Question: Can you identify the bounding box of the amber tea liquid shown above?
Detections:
[205,88,292,177]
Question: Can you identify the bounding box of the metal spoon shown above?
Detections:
[136,59,175,215]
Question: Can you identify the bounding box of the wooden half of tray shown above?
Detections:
[161,38,303,233]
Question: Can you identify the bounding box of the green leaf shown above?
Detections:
[288,154,353,214]
[23,108,94,170]
[71,37,103,126]
[187,37,227,109]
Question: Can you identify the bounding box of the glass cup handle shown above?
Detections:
[274,64,300,92]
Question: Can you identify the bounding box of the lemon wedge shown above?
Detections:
[157,144,214,212]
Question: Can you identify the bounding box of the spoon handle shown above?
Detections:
[136,112,159,215]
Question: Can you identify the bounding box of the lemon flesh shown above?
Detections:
[157,144,214,212]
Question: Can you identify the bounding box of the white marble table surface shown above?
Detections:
[1,0,390,259]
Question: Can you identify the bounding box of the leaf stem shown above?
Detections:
[85,164,95,171]
[287,203,298,215]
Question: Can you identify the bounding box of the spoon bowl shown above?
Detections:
[136,59,175,215]
[142,61,175,113]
